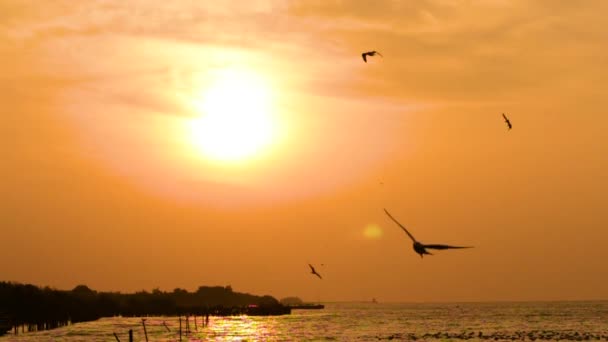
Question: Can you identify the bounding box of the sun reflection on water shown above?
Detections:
[207,315,276,340]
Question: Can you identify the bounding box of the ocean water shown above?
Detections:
[1,301,607,341]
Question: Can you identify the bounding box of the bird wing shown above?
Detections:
[383,208,417,243]
[315,272,322,279]
[423,244,473,250]
[362,53,367,62]
[308,264,315,272]
[376,51,383,57]
[502,113,508,121]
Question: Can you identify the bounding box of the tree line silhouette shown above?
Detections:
[0,281,289,335]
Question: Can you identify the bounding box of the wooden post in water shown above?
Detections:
[194,315,198,331]
[162,320,170,332]
[113,332,121,342]
[186,315,190,334]
[128,329,133,342]
[141,318,149,342]
[179,316,182,342]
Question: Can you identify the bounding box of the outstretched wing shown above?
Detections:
[383,208,417,243]
[423,244,473,250]
[376,51,383,57]
[502,113,512,129]
[361,53,367,62]
[309,264,322,279]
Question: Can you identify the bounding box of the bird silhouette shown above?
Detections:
[362,50,383,63]
[502,113,512,130]
[383,208,472,258]
[308,264,322,279]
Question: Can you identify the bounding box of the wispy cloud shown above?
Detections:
[285,0,608,103]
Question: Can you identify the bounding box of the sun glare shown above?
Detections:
[188,69,277,163]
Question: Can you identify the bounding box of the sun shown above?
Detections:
[188,69,278,163]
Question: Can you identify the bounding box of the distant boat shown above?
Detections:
[288,304,325,310]
[372,298,378,304]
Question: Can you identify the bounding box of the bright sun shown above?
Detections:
[188,69,277,163]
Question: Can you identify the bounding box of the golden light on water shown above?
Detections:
[210,315,275,340]
[188,68,278,163]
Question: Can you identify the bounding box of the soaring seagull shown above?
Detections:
[502,113,512,130]
[383,208,472,258]
[362,50,383,63]
[308,264,322,279]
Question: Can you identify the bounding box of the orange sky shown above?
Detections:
[2,0,608,302]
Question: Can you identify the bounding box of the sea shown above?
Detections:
[1,301,607,341]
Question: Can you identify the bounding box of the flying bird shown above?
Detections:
[502,113,512,130]
[362,50,383,63]
[383,208,473,258]
[308,264,322,279]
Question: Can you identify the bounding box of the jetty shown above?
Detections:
[288,304,325,310]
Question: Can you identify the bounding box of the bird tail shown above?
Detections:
[420,251,433,258]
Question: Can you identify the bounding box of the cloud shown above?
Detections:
[5,0,607,119]
[1,1,323,115]
[2,1,294,47]
[3,0,607,203]
[285,0,608,103]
